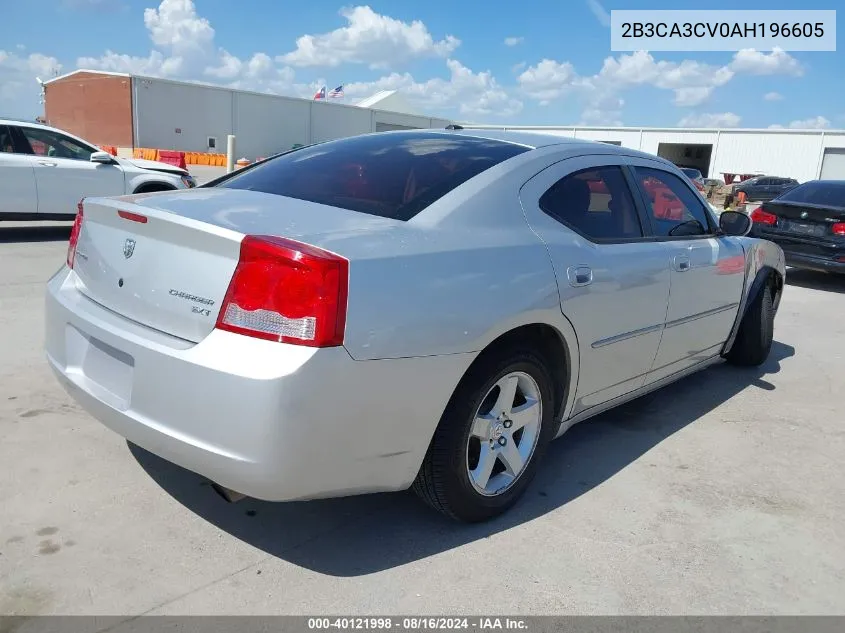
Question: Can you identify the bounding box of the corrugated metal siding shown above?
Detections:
[131,76,451,157]
[712,132,820,182]
[134,78,232,152]
[486,125,845,183]
[234,92,310,157]
[573,129,642,148]
[310,103,372,143]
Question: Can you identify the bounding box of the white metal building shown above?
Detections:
[43,71,452,160]
[130,77,453,160]
[457,125,845,183]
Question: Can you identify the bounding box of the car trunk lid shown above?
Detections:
[756,200,845,258]
[71,189,400,343]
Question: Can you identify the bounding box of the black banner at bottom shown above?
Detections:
[1,617,844,633]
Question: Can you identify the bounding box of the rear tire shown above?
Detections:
[726,280,774,367]
[413,346,556,522]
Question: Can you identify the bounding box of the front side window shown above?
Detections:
[217,132,529,221]
[539,166,644,241]
[20,127,95,161]
[632,167,713,237]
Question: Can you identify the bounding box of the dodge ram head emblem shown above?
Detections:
[123,238,136,259]
[800,211,809,219]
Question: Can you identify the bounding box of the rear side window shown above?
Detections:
[777,181,845,207]
[539,166,644,241]
[217,132,529,221]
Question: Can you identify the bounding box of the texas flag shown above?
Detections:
[313,86,326,100]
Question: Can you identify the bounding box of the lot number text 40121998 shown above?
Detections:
[307,618,529,630]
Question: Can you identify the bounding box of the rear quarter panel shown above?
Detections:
[321,148,579,363]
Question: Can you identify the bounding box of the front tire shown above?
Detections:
[726,280,775,367]
[413,347,556,522]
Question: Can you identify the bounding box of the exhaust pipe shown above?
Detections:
[211,482,248,503]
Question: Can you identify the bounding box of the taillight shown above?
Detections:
[67,200,85,268]
[832,222,845,236]
[216,235,349,347]
[750,206,777,226]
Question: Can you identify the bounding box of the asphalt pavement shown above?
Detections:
[1,224,844,616]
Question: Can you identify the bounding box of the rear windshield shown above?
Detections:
[216,132,530,221]
[776,181,845,207]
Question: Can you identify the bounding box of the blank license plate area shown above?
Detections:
[65,325,135,408]
[782,220,825,237]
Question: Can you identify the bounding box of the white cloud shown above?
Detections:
[279,5,459,70]
[511,62,526,73]
[678,112,741,128]
[77,0,297,95]
[586,0,611,27]
[504,37,523,47]
[517,59,577,102]
[518,48,803,124]
[730,48,803,76]
[763,91,784,101]
[344,59,522,118]
[0,50,62,116]
[788,116,830,129]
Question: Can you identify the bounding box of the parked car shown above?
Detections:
[44,130,785,522]
[749,179,845,274]
[0,119,196,220]
[678,166,707,194]
[732,175,798,202]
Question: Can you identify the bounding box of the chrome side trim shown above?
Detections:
[664,302,739,330]
[591,323,663,349]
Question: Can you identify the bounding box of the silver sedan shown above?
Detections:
[44,129,785,522]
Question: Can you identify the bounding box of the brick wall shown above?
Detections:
[44,72,133,148]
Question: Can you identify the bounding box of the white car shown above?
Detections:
[1,119,196,220]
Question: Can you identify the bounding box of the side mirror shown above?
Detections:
[90,151,114,164]
[719,210,752,236]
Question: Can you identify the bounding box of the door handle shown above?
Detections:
[36,160,57,167]
[567,265,593,287]
[672,254,691,272]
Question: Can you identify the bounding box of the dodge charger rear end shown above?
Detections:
[45,130,783,522]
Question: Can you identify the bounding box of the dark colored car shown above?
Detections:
[734,175,799,202]
[678,167,706,194]
[749,180,845,274]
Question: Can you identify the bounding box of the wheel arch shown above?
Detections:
[132,181,178,194]
[722,263,783,356]
[455,321,577,429]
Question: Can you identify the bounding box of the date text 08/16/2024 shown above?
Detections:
[307,618,528,630]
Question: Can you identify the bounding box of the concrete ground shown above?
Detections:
[1,223,844,617]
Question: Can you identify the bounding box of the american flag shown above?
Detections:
[328,84,344,98]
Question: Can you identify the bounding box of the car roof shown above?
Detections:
[408,127,673,163]
[0,118,53,131]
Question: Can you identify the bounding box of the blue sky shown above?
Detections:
[1,0,842,129]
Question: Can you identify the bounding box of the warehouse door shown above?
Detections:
[820,148,845,180]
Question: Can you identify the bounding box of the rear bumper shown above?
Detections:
[45,267,473,501]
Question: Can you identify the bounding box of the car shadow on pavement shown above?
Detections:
[130,340,795,577]
[785,269,845,294]
[0,225,71,243]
